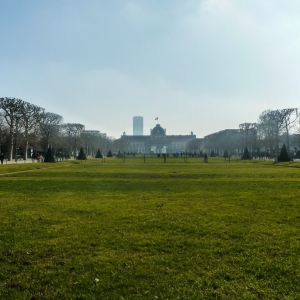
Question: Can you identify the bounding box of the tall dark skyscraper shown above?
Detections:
[133,116,143,135]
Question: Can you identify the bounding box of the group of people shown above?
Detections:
[0,153,44,164]
[31,153,43,162]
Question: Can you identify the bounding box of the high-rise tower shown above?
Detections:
[133,116,143,135]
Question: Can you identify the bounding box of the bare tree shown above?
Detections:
[280,108,299,152]
[0,111,7,153]
[258,109,299,155]
[114,137,130,154]
[81,130,100,157]
[19,102,45,159]
[98,133,108,153]
[62,123,85,158]
[258,111,275,153]
[239,123,257,150]
[0,98,25,160]
[40,112,63,150]
[258,110,285,156]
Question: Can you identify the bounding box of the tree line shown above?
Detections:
[1,97,298,161]
[0,97,113,161]
[203,108,299,158]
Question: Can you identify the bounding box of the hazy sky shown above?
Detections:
[1,0,300,138]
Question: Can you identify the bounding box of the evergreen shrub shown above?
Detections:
[44,147,56,163]
[95,149,103,158]
[77,147,87,160]
[107,150,113,157]
[277,144,290,162]
[242,147,251,160]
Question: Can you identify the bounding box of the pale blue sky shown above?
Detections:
[1,0,300,138]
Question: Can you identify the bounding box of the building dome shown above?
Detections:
[151,124,166,136]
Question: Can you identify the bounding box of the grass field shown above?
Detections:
[0,157,299,299]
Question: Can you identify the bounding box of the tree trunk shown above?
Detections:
[24,139,28,160]
[276,124,280,157]
[9,127,14,161]
[285,120,290,153]
[74,134,77,159]
[47,134,50,149]
[286,130,290,154]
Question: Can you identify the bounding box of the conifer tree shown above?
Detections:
[44,147,56,163]
[242,147,251,160]
[77,147,87,160]
[107,150,113,157]
[277,144,290,162]
[95,148,103,158]
[210,150,215,157]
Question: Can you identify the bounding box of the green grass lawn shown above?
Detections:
[0,157,299,299]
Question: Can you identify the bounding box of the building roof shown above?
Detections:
[151,124,166,136]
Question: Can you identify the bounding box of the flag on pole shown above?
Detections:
[155,117,158,120]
